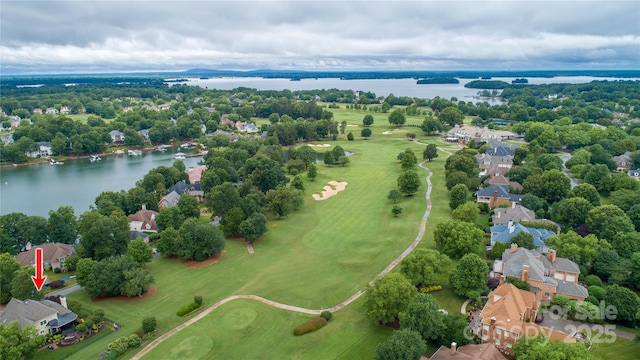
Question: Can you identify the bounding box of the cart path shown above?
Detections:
[132,162,435,360]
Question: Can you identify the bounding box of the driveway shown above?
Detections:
[539,309,634,341]
[48,284,81,297]
[561,153,579,189]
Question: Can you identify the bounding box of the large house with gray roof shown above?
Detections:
[490,221,556,253]
[0,297,77,335]
[492,204,536,226]
[491,244,587,302]
[477,185,523,209]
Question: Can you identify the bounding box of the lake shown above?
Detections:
[173,76,638,105]
[0,149,203,217]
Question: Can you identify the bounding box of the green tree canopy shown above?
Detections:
[0,321,46,360]
[400,294,444,341]
[448,184,469,210]
[78,211,130,261]
[551,197,593,229]
[239,212,268,242]
[438,106,464,126]
[126,238,153,266]
[10,266,43,301]
[388,108,406,126]
[434,220,484,258]
[450,253,489,299]
[604,284,640,323]
[400,249,451,286]
[397,170,421,196]
[567,183,600,207]
[47,206,78,244]
[177,193,201,219]
[451,201,479,224]
[423,144,438,161]
[0,253,20,305]
[365,273,416,324]
[545,231,610,265]
[177,218,225,261]
[510,232,535,250]
[363,114,374,126]
[375,329,426,360]
[513,335,595,360]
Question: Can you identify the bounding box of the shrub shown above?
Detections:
[194,296,203,306]
[584,275,602,287]
[586,296,599,306]
[505,277,531,291]
[92,309,105,323]
[49,280,65,289]
[53,267,62,273]
[552,295,571,307]
[75,324,87,333]
[67,299,83,314]
[320,311,333,321]
[588,285,606,301]
[177,302,201,316]
[293,317,327,336]
[142,317,157,333]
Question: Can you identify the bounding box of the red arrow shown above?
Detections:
[31,248,47,291]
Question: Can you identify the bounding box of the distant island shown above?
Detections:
[416,77,459,84]
[464,80,510,89]
[512,78,529,84]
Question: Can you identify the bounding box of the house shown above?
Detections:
[46,107,59,115]
[237,122,260,133]
[491,245,588,302]
[220,117,235,128]
[490,221,556,253]
[127,206,159,233]
[32,108,43,115]
[158,103,171,111]
[481,165,510,178]
[187,165,208,184]
[158,191,180,209]
[427,342,507,360]
[137,129,150,142]
[629,168,640,178]
[130,231,151,243]
[446,125,517,144]
[477,185,523,209]
[484,175,523,191]
[9,116,22,128]
[168,180,204,201]
[60,106,70,114]
[109,130,125,143]
[36,142,52,157]
[613,151,632,172]
[492,204,536,226]
[14,243,75,270]
[478,283,575,356]
[0,297,77,335]
[0,133,14,145]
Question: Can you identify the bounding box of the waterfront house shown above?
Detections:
[127,206,159,233]
[187,165,208,184]
[14,243,75,270]
[109,130,125,143]
[137,129,150,142]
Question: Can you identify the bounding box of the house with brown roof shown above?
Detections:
[0,297,77,335]
[427,342,507,360]
[491,245,587,302]
[187,165,208,184]
[478,283,575,356]
[127,206,159,233]
[484,175,522,191]
[14,243,75,270]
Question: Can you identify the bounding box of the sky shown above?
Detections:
[1,0,639,74]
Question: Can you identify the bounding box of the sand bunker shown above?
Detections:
[382,131,393,134]
[307,143,331,147]
[346,124,359,127]
[312,180,348,201]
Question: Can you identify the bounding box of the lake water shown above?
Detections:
[175,76,639,105]
[3,76,636,217]
[0,149,203,217]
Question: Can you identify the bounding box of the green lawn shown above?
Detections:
[429,288,466,315]
[48,106,457,360]
[590,336,640,359]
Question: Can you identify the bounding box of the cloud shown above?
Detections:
[1,1,638,73]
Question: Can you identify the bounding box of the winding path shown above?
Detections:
[132,163,435,360]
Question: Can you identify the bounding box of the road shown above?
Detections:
[561,153,579,189]
[48,284,81,297]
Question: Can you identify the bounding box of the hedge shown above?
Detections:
[177,302,202,316]
[49,280,65,289]
[419,285,443,294]
[293,317,327,336]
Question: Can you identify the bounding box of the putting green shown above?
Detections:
[164,335,213,359]
[219,306,258,330]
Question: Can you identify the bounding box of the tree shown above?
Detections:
[0,253,20,304]
[48,206,78,244]
[401,152,417,170]
[142,317,157,333]
[451,201,479,224]
[510,232,535,250]
[365,273,416,324]
[391,205,403,217]
[0,321,45,360]
[388,108,406,126]
[363,114,374,126]
[423,144,438,161]
[400,294,444,340]
[79,211,130,261]
[605,284,640,323]
[567,183,600,207]
[177,194,200,219]
[11,266,43,301]
[388,189,402,204]
[592,249,621,281]
[206,182,242,217]
[434,220,484,258]
[400,249,451,286]
[290,174,305,192]
[307,163,317,181]
[445,154,478,178]
[293,146,317,168]
[265,185,298,218]
[513,335,595,360]
[121,266,155,297]
[438,106,464,126]
[338,156,350,166]
[375,329,426,360]
[361,128,372,139]
[126,238,153,266]
[239,212,268,242]
[524,170,571,204]
[586,205,627,233]
[177,218,225,261]
[84,255,154,297]
[63,254,80,271]
[420,116,443,134]
[241,154,288,193]
[75,258,96,287]
[611,233,640,258]
[397,170,421,196]
[347,132,354,141]
[450,253,489,299]
[156,227,179,256]
[155,207,185,232]
[323,151,335,165]
[448,184,469,210]
[435,313,473,347]
[545,231,610,265]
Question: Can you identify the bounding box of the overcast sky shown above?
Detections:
[1,1,639,74]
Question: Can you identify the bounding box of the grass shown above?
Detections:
[590,336,640,359]
[52,105,458,360]
[429,288,466,315]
